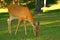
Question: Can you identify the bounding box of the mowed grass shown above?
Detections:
[0,9,60,40]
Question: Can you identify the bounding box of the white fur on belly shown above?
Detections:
[10,16,17,21]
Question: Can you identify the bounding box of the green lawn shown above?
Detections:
[0,9,60,40]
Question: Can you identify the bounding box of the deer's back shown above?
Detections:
[8,4,32,19]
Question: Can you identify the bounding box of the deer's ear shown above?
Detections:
[36,21,40,26]
[37,21,40,26]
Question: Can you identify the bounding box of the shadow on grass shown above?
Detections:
[0,12,8,19]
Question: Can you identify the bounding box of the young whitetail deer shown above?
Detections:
[7,4,39,36]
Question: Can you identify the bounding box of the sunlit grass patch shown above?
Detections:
[40,20,60,25]
[42,3,60,12]
[0,8,8,13]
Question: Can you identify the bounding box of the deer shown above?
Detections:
[7,4,39,36]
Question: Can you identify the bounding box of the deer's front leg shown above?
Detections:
[30,21,38,36]
[24,20,27,35]
[7,18,11,34]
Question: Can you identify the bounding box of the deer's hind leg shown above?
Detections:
[7,18,11,34]
[7,16,15,34]
[24,19,27,35]
[15,19,22,35]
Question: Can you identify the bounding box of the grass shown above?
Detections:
[0,9,60,40]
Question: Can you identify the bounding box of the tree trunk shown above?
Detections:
[44,0,46,7]
[34,0,42,14]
